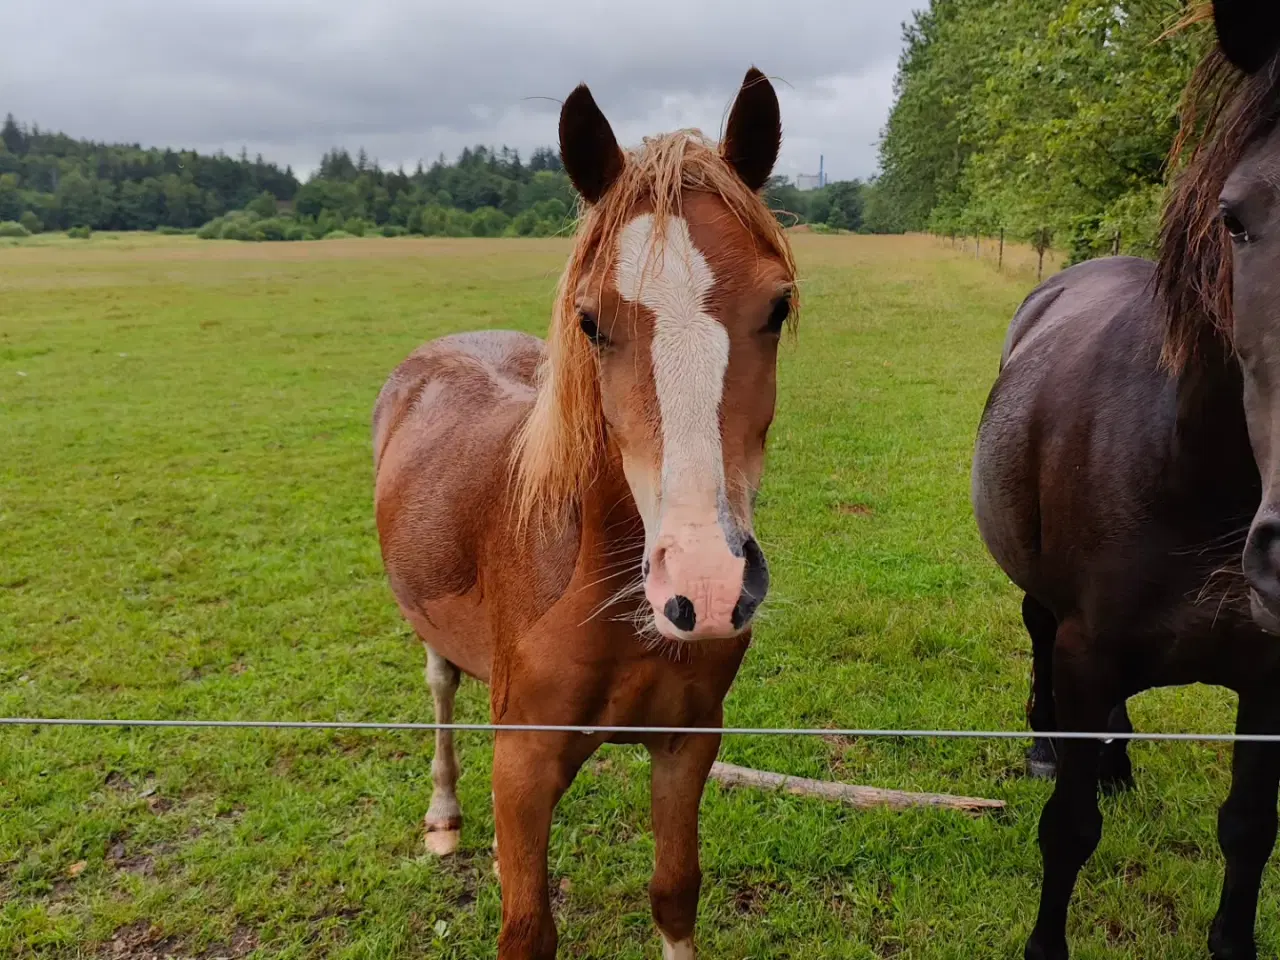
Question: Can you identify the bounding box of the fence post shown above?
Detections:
[998,228,1004,271]
[976,236,980,259]
[1112,230,1121,256]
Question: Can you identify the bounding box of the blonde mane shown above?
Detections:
[510,129,799,532]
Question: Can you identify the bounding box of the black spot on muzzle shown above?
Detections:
[664,595,696,632]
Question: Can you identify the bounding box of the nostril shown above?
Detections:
[664,595,696,631]
[742,538,769,599]
[733,538,770,630]
[1246,519,1280,599]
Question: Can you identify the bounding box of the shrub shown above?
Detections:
[322,229,354,240]
[67,225,92,239]
[470,206,510,237]
[314,210,340,236]
[257,217,289,241]
[0,220,31,237]
[221,220,263,242]
[284,224,309,241]
[341,217,369,237]
[20,211,43,234]
[443,209,473,237]
[197,217,227,239]
[416,205,450,236]
[247,191,280,219]
[156,225,185,235]
[380,224,408,238]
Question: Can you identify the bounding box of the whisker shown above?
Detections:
[581,574,647,625]
[1170,523,1253,557]
[574,567,644,597]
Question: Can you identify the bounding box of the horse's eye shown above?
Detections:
[579,311,609,345]
[1222,209,1251,243]
[763,295,791,335]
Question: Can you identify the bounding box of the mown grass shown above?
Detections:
[0,233,1265,959]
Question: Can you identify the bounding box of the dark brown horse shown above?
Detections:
[374,70,796,959]
[972,3,1280,958]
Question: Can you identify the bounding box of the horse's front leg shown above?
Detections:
[1208,692,1280,960]
[492,728,596,960]
[647,725,722,959]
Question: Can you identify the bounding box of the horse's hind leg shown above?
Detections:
[1023,595,1059,779]
[1208,691,1280,960]
[1099,700,1135,795]
[424,645,463,856]
[1025,617,1112,960]
[1023,595,1135,792]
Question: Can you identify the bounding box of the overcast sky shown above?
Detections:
[5,0,924,184]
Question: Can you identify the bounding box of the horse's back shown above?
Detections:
[373,330,543,678]
[972,257,1172,613]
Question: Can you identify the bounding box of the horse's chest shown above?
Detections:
[604,650,745,730]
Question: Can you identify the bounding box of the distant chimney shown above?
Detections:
[819,154,825,188]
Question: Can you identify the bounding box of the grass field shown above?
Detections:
[0,233,1265,959]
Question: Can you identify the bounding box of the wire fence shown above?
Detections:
[2,716,1275,743]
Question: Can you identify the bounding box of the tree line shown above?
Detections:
[876,0,1209,262]
[0,115,297,234]
[0,112,886,241]
[198,144,579,240]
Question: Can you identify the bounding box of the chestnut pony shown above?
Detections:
[974,3,1280,957]
[373,69,796,959]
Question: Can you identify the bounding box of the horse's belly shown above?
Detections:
[374,332,541,686]
[400,587,493,682]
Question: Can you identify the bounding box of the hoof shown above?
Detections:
[1026,758,1057,780]
[1024,937,1068,960]
[425,828,460,857]
[424,816,462,857]
[1209,916,1257,960]
[1099,751,1135,796]
[1025,740,1057,780]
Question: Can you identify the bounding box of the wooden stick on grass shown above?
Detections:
[709,762,1005,815]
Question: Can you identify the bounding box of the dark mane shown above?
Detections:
[1158,45,1280,372]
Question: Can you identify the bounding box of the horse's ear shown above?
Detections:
[1213,0,1280,74]
[559,84,625,205]
[721,67,781,193]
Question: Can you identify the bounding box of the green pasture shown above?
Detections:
[0,234,1259,958]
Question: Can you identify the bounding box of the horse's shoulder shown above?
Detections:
[372,331,543,469]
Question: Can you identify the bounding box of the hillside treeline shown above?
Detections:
[193,144,580,240]
[0,115,297,233]
[0,112,883,240]
[876,0,1210,261]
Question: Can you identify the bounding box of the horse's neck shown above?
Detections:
[1173,335,1257,508]
[576,445,645,575]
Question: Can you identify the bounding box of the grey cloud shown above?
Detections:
[5,0,924,181]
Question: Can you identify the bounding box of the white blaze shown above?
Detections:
[615,213,727,532]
